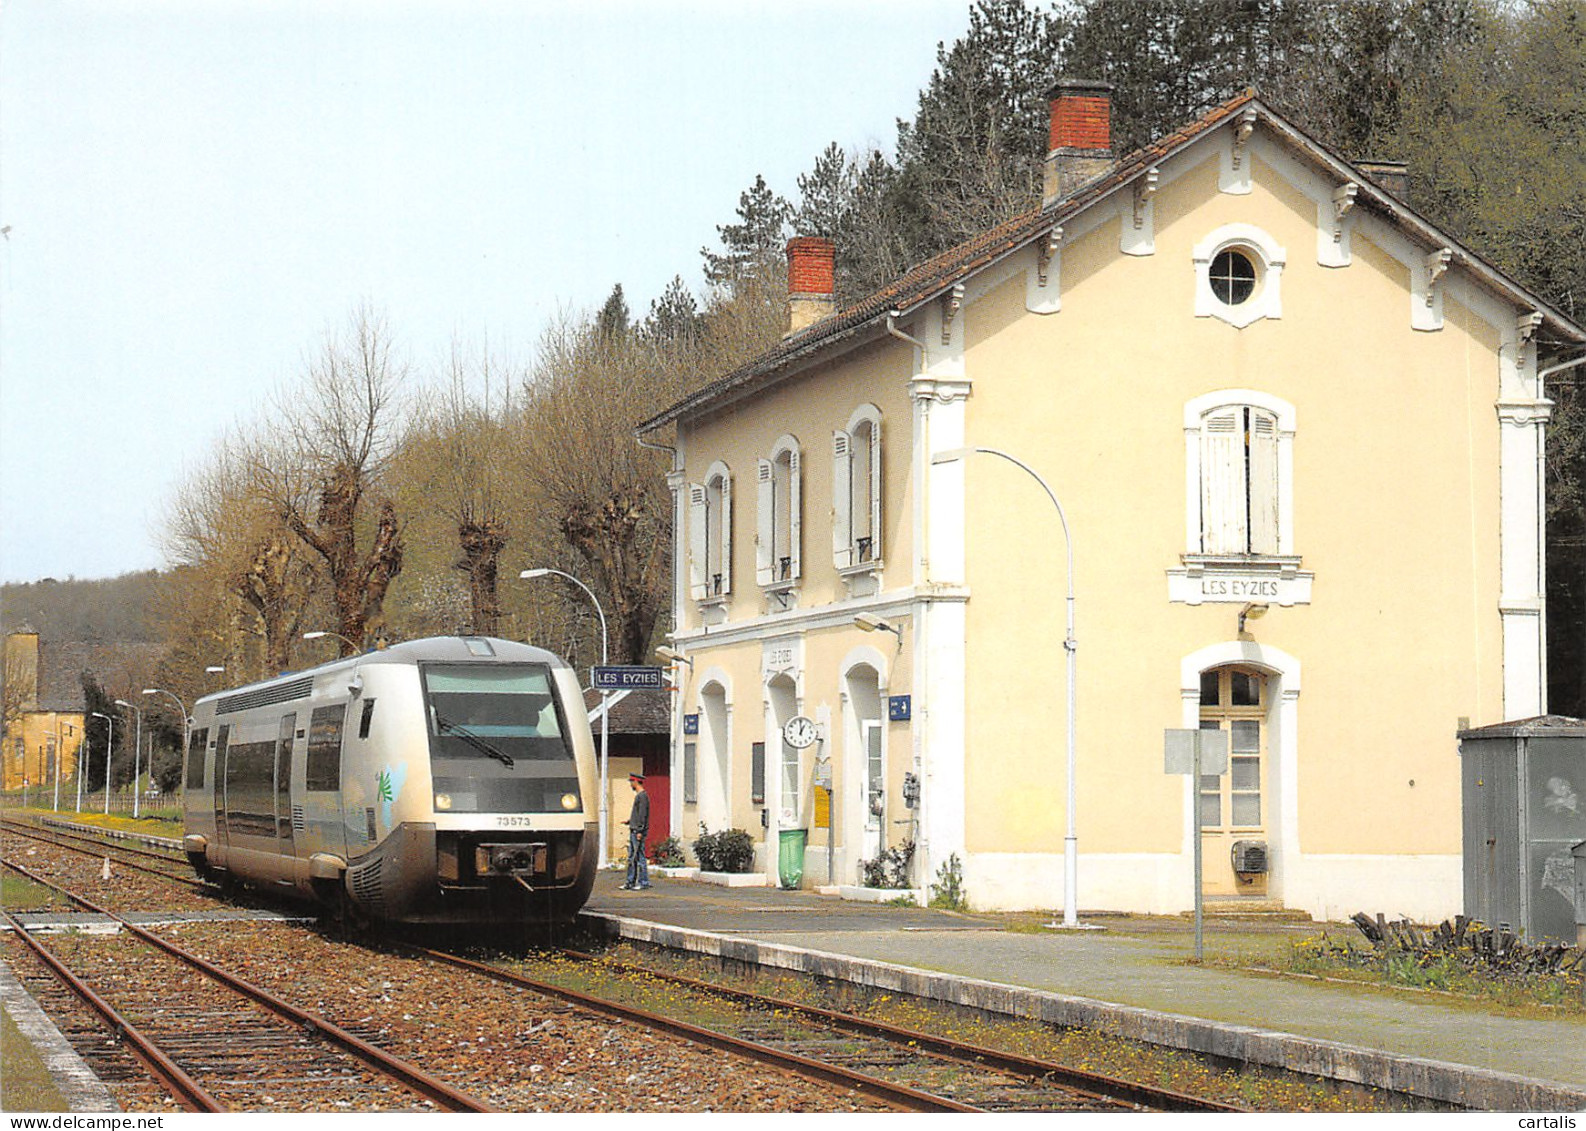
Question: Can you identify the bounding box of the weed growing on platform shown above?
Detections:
[928,853,968,912]
[1214,931,1586,1018]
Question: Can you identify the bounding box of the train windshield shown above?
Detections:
[421,663,582,814]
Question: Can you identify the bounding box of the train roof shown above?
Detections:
[194,635,570,713]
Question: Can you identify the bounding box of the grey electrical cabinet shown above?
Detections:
[1458,716,1586,943]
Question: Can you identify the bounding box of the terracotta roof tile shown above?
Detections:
[637,88,1583,436]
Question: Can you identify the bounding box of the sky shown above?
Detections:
[0,0,977,585]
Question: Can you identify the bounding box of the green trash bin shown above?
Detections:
[778,828,808,889]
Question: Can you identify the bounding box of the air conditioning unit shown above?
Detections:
[1231,840,1268,874]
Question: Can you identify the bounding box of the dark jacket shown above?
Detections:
[628,790,650,834]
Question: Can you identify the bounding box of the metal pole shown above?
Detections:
[961,447,1081,928]
[1193,732,1204,962]
[52,727,61,811]
[76,731,86,813]
[522,569,611,868]
[142,689,191,805]
[104,714,114,816]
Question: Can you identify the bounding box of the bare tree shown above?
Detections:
[259,307,408,656]
[397,340,517,636]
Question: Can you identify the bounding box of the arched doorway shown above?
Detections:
[1198,664,1270,897]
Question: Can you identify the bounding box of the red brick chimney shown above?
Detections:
[786,236,836,335]
[1044,79,1115,206]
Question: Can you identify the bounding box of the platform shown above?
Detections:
[580,870,1586,1112]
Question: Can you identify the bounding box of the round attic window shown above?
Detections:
[1209,249,1258,305]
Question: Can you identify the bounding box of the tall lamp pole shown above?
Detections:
[89,711,114,816]
[142,688,191,800]
[933,446,1086,929]
[521,568,611,868]
[115,700,143,819]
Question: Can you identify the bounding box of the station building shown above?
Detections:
[2,628,86,795]
[636,85,1586,920]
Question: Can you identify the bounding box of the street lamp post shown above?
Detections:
[115,700,143,819]
[303,630,360,655]
[521,568,611,868]
[89,711,114,816]
[142,688,191,801]
[933,446,1086,929]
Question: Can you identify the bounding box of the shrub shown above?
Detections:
[859,840,915,889]
[692,824,756,873]
[649,835,686,868]
[929,852,969,911]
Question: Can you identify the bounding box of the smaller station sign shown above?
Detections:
[591,665,665,691]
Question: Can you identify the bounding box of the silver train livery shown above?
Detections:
[182,636,599,925]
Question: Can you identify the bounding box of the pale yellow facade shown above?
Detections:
[2,632,85,795]
[644,93,1580,919]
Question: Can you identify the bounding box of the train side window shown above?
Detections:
[307,704,347,791]
[359,698,377,739]
[186,727,209,789]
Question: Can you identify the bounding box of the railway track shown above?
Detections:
[1,859,495,1112]
[0,818,202,890]
[0,820,1256,1111]
[553,948,1244,1112]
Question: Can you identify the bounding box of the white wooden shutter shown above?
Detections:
[832,431,853,569]
[1247,410,1279,554]
[755,458,774,585]
[717,471,733,595]
[1200,408,1247,554]
[788,445,802,580]
[868,419,883,561]
[687,484,708,599]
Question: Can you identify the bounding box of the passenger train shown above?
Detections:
[182,636,599,926]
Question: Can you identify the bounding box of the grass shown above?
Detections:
[7,805,183,840]
[0,873,56,912]
[0,1005,70,1113]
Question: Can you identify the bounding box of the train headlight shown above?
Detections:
[434,793,453,811]
[560,792,579,811]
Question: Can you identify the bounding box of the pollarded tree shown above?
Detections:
[259,307,407,656]
[393,339,519,638]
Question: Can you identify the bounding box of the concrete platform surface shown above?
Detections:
[582,870,1586,1111]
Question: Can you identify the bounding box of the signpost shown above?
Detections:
[1164,727,1228,962]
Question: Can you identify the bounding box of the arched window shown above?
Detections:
[757,436,801,585]
[833,405,883,568]
[688,461,732,600]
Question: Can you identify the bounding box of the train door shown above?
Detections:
[275,713,296,857]
[302,704,348,862]
[1198,666,1269,897]
[213,724,231,854]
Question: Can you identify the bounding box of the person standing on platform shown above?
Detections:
[621,773,651,890]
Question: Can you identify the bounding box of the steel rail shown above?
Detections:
[409,944,980,1113]
[8,817,187,864]
[2,907,224,1111]
[1,820,204,889]
[562,949,1244,1113]
[2,858,496,1113]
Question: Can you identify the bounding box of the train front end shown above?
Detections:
[344,640,600,925]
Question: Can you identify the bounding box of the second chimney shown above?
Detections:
[1044,79,1115,206]
[786,236,836,335]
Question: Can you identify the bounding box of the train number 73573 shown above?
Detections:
[496,815,535,828]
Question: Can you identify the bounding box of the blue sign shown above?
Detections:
[592,665,665,691]
[888,695,912,722]
[683,713,699,735]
